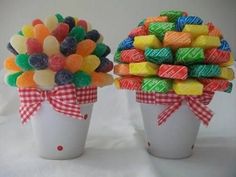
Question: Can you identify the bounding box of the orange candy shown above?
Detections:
[91,72,113,87]
[33,24,50,44]
[16,71,36,88]
[163,31,192,49]
[65,54,83,73]
[76,39,96,57]
[144,16,168,27]
[114,64,130,76]
[4,56,21,72]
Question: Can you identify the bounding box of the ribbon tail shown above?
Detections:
[49,99,85,120]
[19,103,41,124]
[187,97,214,126]
[158,102,182,126]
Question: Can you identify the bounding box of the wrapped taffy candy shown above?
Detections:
[4,14,113,90]
[114,10,234,95]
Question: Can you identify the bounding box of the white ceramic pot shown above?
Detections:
[140,101,200,159]
[31,102,93,160]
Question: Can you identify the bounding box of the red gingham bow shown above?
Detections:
[18,84,97,124]
[136,91,215,126]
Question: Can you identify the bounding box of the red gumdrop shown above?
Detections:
[26,38,43,55]
[77,19,88,32]
[51,23,69,42]
[32,18,43,26]
[49,54,66,71]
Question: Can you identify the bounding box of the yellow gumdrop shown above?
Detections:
[219,67,235,80]
[10,34,27,54]
[22,24,34,38]
[44,16,58,31]
[80,55,100,73]
[133,35,162,50]
[33,69,56,90]
[173,79,203,95]
[129,62,158,76]
[43,35,60,56]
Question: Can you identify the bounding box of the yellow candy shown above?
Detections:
[173,79,203,95]
[33,69,55,90]
[133,35,161,50]
[183,25,209,39]
[129,62,158,76]
[114,78,121,89]
[44,16,58,31]
[220,53,234,67]
[43,35,60,56]
[10,34,27,54]
[219,67,235,80]
[192,35,220,49]
[22,25,34,38]
[80,55,100,73]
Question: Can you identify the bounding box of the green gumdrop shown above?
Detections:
[93,43,107,57]
[16,54,33,71]
[73,71,91,88]
[69,26,85,42]
[55,13,64,23]
[18,31,23,36]
[6,72,23,87]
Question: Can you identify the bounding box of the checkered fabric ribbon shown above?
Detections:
[136,91,215,126]
[18,84,97,124]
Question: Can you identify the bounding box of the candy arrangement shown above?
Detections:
[4,14,113,90]
[114,10,234,95]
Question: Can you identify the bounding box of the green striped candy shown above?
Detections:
[160,10,184,22]
[145,47,174,64]
[114,49,121,63]
[189,64,221,78]
[224,82,233,93]
[176,48,205,65]
[142,77,172,93]
[149,22,175,41]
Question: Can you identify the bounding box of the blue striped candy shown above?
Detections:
[118,37,134,51]
[176,16,203,31]
[218,40,231,51]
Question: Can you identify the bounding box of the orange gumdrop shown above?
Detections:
[91,72,113,87]
[65,54,83,73]
[16,71,36,88]
[4,56,21,72]
[76,39,96,57]
[33,24,50,44]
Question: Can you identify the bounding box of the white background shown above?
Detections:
[0,0,236,177]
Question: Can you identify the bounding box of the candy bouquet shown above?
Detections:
[114,10,234,159]
[3,14,113,159]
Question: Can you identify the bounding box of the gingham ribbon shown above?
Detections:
[136,91,215,126]
[18,84,97,124]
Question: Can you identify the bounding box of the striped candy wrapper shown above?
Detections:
[120,48,145,63]
[158,64,188,80]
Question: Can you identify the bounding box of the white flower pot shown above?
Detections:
[31,102,93,160]
[140,101,200,159]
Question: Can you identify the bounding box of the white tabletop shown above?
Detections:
[0,69,236,177]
